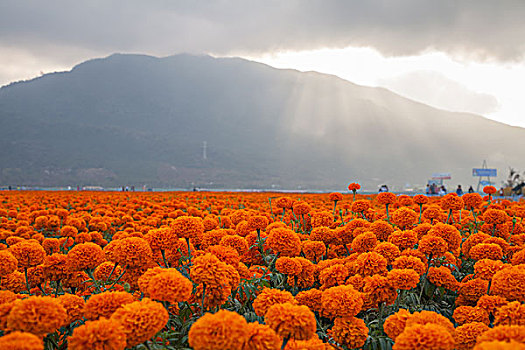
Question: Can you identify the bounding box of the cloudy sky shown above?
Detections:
[1,0,525,127]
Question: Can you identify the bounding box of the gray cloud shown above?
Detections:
[378,71,500,115]
[1,0,525,62]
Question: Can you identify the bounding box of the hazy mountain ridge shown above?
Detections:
[0,53,523,190]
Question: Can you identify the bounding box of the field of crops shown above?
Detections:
[0,185,524,349]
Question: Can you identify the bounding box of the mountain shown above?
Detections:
[0,53,523,191]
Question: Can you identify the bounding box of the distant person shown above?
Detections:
[379,184,389,192]
[468,186,474,193]
[426,184,431,195]
[438,185,447,196]
[456,185,463,196]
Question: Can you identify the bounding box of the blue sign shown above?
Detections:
[472,168,497,177]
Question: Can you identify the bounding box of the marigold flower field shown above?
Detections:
[0,185,524,349]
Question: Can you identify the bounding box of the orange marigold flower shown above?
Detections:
[463,193,483,210]
[474,259,505,280]
[84,291,135,320]
[292,201,311,216]
[147,268,193,303]
[247,215,269,231]
[483,186,497,195]
[171,216,204,240]
[110,298,169,347]
[351,232,377,253]
[469,243,503,261]
[274,197,294,209]
[60,225,78,238]
[476,324,525,344]
[391,207,418,229]
[295,289,322,313]
[321,285,363,319]
[422,205,443,221]
[453,306,490,326]
[413,222,433,239]
[265,303,316,341]
[393,323,455,350]
[57,293,85,324]
[387,268,420,290]
[441,193,464,211]
[191,253,237,292]
[362,274,397,309]
[374,242,401,264]
[219,235,249,256]
[427,266,459,291]
[351,200,371,213]
[494,301,525,326]
[458,278,489,304]
[275,257,303,276]
[310,227,339,246]
[329,192,344,202]
[392,255,426,276]
[0,331,43,350]
[9,241,45,269]
[0,250,18,277]
[301,241,326,262]
[476,295,508,316]
[454,322,490,350]
[418,234,448,257]
[377,192,396,205]
[413,194,429,205]
[348,183,361,191]
[7,296,67,336]
[243,322,280,350]
[253,287,297,317]
[94,261,124,282]
[462,232,491,258]
[66,242,105,271]
[1,271,27,292]
[370,220,394,241]
[405,310,455,335]
[328,316,368,349]
[111,237,153,268]
[69,317,127,350]
[42,253,69,281]
[483,209,508,225]
[355,252,388,277]
[319,264,349,289]
[474,341,525,350]
[266,228,301,257]
[310,211,333,228]
[388,230,418,250]
[427,223,462,252]
[189,309,249,350]
[144,227,177,251]
[383,309,411,340]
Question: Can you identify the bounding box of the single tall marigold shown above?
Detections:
[491,266,525,302]
[453,306,490,326]
[110,298,169,347]
[0,250,18,277]
[171,216,204,240]
[9,241,45,269]
[147,268,193,304]
[494,301,525,326]
[188,309,249,350]
[355,252,388,277]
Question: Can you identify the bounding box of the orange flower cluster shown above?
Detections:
[0,188,523,348]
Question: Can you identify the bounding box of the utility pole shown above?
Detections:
[202,141,207,160]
